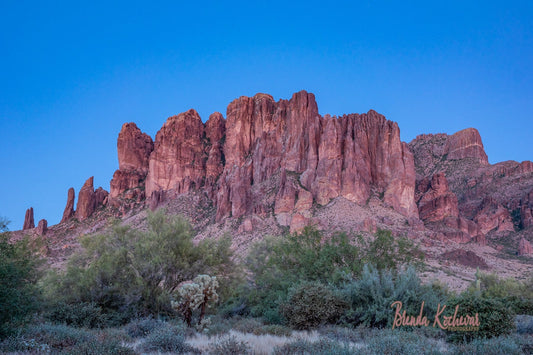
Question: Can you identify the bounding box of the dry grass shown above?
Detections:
[186,329,321,355]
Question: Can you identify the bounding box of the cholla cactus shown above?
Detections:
[172,275,219,327]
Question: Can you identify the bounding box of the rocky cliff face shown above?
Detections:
[213,92,417,229]
[74,177,108,221]
[417,173,459,222]
[98,91,416,232]
[409,128,533,248]
[110,123,153,199]
[39,91,532,256]
[444,128,488,164]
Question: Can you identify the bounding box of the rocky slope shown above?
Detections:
[15,91,533,289]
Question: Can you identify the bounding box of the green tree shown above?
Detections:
[468,271,533,315]
[0,217,9,233]
[43,210,234,320]
[446,292,515,342]
[243,227,424,323]
[280,281,348,329]
[364,229,424,271]
[0,232,41,338]
[245,227,364,322]
[343,264,447,328]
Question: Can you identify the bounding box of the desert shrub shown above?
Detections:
[280,281,348,330]
[450,335,525,355]
[362,329,444,355]
[273,339,353,355]
[469,271,533,315]
[318,325,364,343]
[138,325,196,353]
[245,227,362,322]
[124,316,165,338]
[44,301,111,328]
[0,335,51,353]
[253,324,293,336]
[42,210,234,319]
[503,295,533,315]
[0,217,8,232]
[96,327,132,344]
[244,227,423,323]
[231,317,264,334]
[24,323,93,349]
[209,335,251,355]
[364,229,424,271]
[516,315,533,334]
[0,234,41,338]
[65,336,136,355]
[203,316,233,335]
[14,323,135,354]
[343,265,447,328]
[446,292,515,343]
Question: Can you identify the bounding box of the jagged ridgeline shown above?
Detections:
[22,91,533,257]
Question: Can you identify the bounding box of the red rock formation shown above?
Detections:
[215,91,417,221]
[94,187,109,207]
[61,188,75,223]
[444,128,488,164]
[76,177,96,221]
[145,109,207,197]
[409,127,533,244]
[518,237,533,256]
[274,170,298,226]
[149,190,165,211]
[521,190,533,229]
[23,207,35,230]
[110,170,146,199]
[110,123,154,198]
[443,216,482,241]
[289,213,312,233]
[474,197,514,234]
[204,112,226,193]
[415,173,487,243]
[117,122,153,172]
[417,173,459,222]
[36,219,47,236]
[441,249,488,269]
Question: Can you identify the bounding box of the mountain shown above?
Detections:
[16,91,533,289]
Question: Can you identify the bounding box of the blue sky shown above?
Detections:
[1,1,532,229]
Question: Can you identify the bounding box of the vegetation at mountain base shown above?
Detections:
[467,270,533,315]
[2,212,533,353]
[0,225,42,338]
[0,216,9,233]
[239,227,424,323]
[343,264,448,329]
[41,210,234,325]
